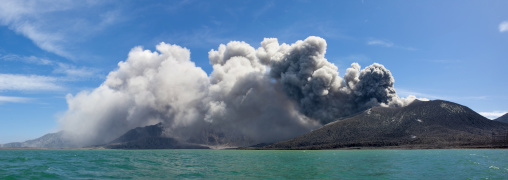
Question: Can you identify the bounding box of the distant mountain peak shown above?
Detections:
[0,131,73,148]
[109,122,165,144]
[494,113,508,124]
[101,123,208,149]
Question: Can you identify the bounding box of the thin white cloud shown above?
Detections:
[1,53,101,79]
[0,96,32,103]
[367,40,394,47]
[0,74,62,91]
[430,59,461,64]
[367,39,416,50]
[397,88,491,102]
[53,63,99,78]
[0,0,120,59]
[458,96,488,100]
[0,54,53,65]
[396,89,502,120]
[253,1,274,20]
[499,21,508,32]
[395,88,442,100]
[164,0,195,13]
[479,111,507,120]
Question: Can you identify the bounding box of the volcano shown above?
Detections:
[263,100,508,149]
[100,123,209,149]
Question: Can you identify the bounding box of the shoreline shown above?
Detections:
[1,145,507,151]
[237,145,508,151]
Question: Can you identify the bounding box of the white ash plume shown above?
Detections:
[59,36,418,147]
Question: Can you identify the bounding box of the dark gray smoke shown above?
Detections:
[58,36,418,147]
[261,37,398,123]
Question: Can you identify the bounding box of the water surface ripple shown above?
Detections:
[0,149,506,179]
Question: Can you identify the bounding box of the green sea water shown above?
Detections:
[0,149,506,179]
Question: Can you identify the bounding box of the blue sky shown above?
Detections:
[1,0,507,143]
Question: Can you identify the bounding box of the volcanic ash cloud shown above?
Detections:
[59,36,417,147]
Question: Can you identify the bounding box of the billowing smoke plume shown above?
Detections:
[59,44,210,146]
[260,37,400,123]
[59,36,417,147]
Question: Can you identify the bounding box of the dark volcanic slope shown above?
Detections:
[266,100,508,149]
[494,113,508,124]
[104,123,208,149]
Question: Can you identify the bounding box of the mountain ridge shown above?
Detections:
[494,113,508,124]
[3,100,507,149]
[261,100,508,150]
[0,131,74,148]
[99,123,209,149]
